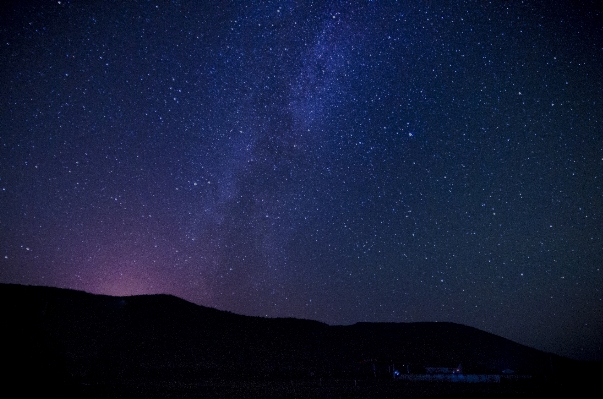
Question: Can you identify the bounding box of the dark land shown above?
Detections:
[1,283,600,398]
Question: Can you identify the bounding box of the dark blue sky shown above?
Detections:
[1,0,602,361]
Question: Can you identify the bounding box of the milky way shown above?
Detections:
[1,0,602,361]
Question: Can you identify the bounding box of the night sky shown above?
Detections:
[1,1,602,361]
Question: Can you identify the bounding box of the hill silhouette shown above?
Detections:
[1,283,599,398]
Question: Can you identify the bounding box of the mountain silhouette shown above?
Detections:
[1,283,599,398]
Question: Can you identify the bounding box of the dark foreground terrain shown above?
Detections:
[1,283,600,398]
[56,379,585,399]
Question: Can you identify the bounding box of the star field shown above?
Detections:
[1,0,602,361]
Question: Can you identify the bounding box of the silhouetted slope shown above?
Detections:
[0,283,597,396]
